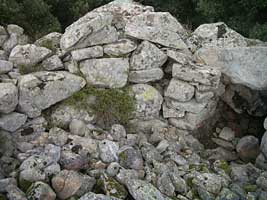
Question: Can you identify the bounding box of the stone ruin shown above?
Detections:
[0,0,267,200]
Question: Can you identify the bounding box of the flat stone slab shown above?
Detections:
[129,68,164,83]
[80,58,129,88]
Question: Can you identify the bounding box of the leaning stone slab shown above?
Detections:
[0,83,18,114]
[130,41,167,70]
[196,46,267,90]
[0,112,27,132]
[80,58,129,88]
[164,79,195,102]
[125,12,188,49]
[130,84,163,119]
[18,71,86,118]
[60,12,113,51]
[9,44,52,67]
[129,68,164,83]
[172,63,221,87]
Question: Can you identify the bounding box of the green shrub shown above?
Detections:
[64,86,135,128]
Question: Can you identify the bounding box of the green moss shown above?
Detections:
[64,86,135,128]
[19,176,32,192]
[118,151,127,161]
[243,184,257,193]
[217,160,231,175]
[38,39,55,51]
[186,177,194,188]
[19,64,44,75]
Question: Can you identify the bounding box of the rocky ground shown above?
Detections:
[0,0,267,200]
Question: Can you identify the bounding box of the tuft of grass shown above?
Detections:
[63,86,135,128]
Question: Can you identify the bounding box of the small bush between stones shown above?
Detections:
[64,86,135,128]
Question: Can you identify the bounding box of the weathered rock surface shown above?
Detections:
[0,83,18,114]
[129,68,164,83]
[71,46,103,61]
[0,112,27,132]
[104,38,137,56]
[18,71,86,118]
[0,60,13,74]
[9,44,52,67]
[80,58,129,88]
[196,46,267,90]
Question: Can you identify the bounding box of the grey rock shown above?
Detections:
[141,143,163,163]
[0,26,8,47]
[219,127,235,141]
[6,185,27,200]
[18,71,86,118]
[116,169,139,186]
[35,32,62,53]
[104,38,137,56]
[52,170,95,199]
[0,83,18,113]
[44,144,61,163]
[264,117,267,130]
[126,179,167,200]
[60,12,114,51]
[44,163,61,177]
[26,182,56,200]
[125,12,188,49]
[256,172,267,191]
[169,173,187,195]
[60,150,87,170]
[0,178,17,192]
[157,172,175,197]
[130,84,163,119]
[192,173,223,195]
[206,147,238,161]
[212,138,235,150]
[79,192,121,200]
[107,162,121,177]
[0,130,14,157]
[99,140,119,163]
[255,153,267,170]
[109,124,126,141]
[129,68,164,83]
[195,90,214,103]
[0,60,13,74]
[71,46,103,61]
[9,44,52,67]
[130,41,167,70]
[259,191,267,200]
[156,140,169,153]
[166,49,191,65]
[215,188,240,200]
[236,135,260,162]
[80,58,129,88]
[261,131,267,157]
[162,103,185,119]
[48,127,69,146]
[172,62,221,87]
[165,79,195,102]
[69,119,88,136]
[3,32,29,53]
[192,22,247,48]
[119,146,144,170]
[0,112,27,132]
[7,24,24,35]
[0,50,7,60]
[41,55,64,71]
[196,47,267,90]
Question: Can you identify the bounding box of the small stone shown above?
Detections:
[162,103,185,119]
[0,178,17,193]
[119,146,144,170]
[71,46,103,61]
[166,49,191,65]
[157,172,175,197]
[129,68,164,83]
[7,24,24,35]
[165,79,195,102]
[60,150,87,170]
[212,138,235,150]
[264,117,267,130]
[6,185,27,200]
[236,135,260,162]
[255,153,267,170]
[219,127,235,141]
[69,119,88,136]
[106,162,121,177]
[0,83,18,114]
[41,55,64,71]
[0,60,13,74]
[26,182,56,200]
[35,32,62,53]
[216,187,240,200]
[130,41,167,70]
[261,131,267,157]
[156,140,169,153]
[256,172,267,191]
[99,140,119,163]
[195,90,214,103]
[109,124,126,141]
[79,192,120,200]
[0,112,27,132]
[103,38,137,56]
[48,127,69,146]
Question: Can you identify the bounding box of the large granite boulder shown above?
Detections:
[80,58,129,88]
[196,46,267,90]
[18,71,86,118]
